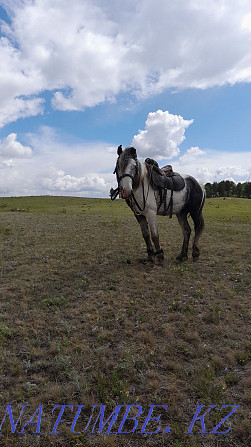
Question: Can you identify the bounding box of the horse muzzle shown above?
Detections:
[119,189,132,199]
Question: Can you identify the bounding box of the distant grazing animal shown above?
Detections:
[112,145,205,263]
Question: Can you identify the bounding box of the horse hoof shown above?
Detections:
[192,248,200,261]
[156,254,164,266]
[176,254,188,262]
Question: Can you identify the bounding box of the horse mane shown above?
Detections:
[144,161,153,182]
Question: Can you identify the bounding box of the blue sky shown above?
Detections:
[0,0,251,197]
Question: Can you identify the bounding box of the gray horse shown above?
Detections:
[113,145,205,263]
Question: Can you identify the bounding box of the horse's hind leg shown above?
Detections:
[176,212,191,261]
[135,214,155,262]
[191,211,205,261]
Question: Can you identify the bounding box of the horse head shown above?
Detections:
[114,145,139,199]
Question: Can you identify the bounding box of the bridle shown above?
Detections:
[117,172,135,185]
[111,157,149,213]
[111,159,137,200]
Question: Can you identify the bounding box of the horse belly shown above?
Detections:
[157,188,187,216]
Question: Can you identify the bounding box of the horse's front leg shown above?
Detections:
[147,211,164,262]
[135,214,155,262]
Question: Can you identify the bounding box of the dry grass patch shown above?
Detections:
[0,197,250,446]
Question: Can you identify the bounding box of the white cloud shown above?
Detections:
[0,97,44,129]
[1,159,15,168]
[242,12,251,31]
[179,146,206,165]
[25,127,117,178]
[175,150,251,185]
[0,33,45,127]
[44,170,107,193]
[0,133,32,157]
[215,165,249,180]
[0,127,116,196]
[0,0,134,122]
[1,1,251,124]
[131,110,193,159]
[0,126,250,196]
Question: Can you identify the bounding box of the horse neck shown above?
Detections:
[141,160,151,181]
[131,160,148,191]
[133,160,143,189]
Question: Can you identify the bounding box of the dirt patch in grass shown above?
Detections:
[0,197,250,446]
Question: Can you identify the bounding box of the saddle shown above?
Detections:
[145,158,185,217]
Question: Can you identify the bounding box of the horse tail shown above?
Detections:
[198,183,206,215]
[185,177,205,260]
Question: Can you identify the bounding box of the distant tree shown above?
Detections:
[205,183,213,198]
[203,180,250,199]
[236,182,243,198]
[225,180,235,197]
[218,181,226,197]
[231,183,237,197]
[243,182,251,199]
[212,182,218,197]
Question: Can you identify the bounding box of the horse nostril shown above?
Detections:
[120,189,128,199]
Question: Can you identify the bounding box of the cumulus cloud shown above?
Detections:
[0,98,44,129]
[44,170,107,193]
[0,126,116,196]
[0,32,45,127]
[0,0,134,123]
[1,1,251,124]
[179,146,206,165]
[131,110,193,159]
[175,150,251,185]
[0,133,32,158]
[215,165,249,180]
[1,159,15,168]
[0,126,250,196]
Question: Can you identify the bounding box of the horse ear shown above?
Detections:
[130,147,137,159]
[117,145,123,156]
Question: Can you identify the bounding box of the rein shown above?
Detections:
[110,187,120,200]
[131,182,146,213]
[125,165,152,214]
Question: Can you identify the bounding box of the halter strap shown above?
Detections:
[131,182,146,212]
[111,173,136,201]
[117,173,135,183]
[112,159,148,212]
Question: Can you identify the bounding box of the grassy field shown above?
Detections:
[0,196,250,447]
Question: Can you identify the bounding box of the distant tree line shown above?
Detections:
[205,181,251,198]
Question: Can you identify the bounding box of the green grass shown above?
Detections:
[0,196,250,446]
[0,323,13,339]
[205,197,251,222]
[1,195,250,218]
[0,195,129,216]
